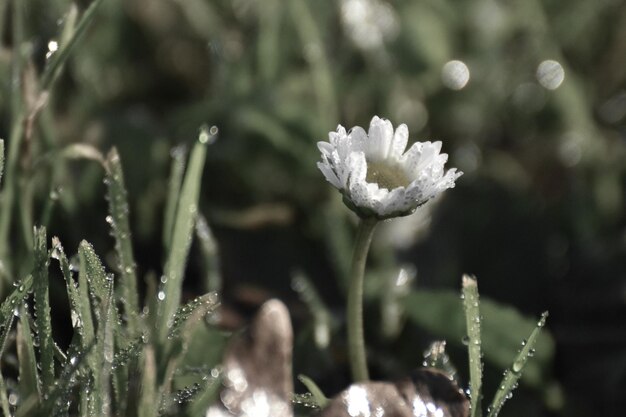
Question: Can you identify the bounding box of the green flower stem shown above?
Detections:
[347,217,378,382]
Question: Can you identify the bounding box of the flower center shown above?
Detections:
[365,161,410,189]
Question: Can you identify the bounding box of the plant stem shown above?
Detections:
[347,217,377,382]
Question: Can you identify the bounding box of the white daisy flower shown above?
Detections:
[317,116,462,219]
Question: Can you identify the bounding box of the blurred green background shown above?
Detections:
[1,0,625,416]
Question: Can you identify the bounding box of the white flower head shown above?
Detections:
[317,116,462,219]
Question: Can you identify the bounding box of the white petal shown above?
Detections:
[400,142,423,176]
[345,151,367,185]
[317,141,334,157]
[329,125,347,146]
[366,116,393,161]
[317,162,342,189]
[389,124,408,160]
[348,126,367,154]
[401,141,444,178]
[348,180,372,209]
[379,187,407,216]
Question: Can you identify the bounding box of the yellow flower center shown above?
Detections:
[365,161,411,189]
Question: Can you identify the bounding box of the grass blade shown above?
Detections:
[486,312,549,417]
[39,0,106,91]
[163,146,187,254]
[462,275,483,417]
[32,227,55,392]
[157,126,214,341]
[104,148,140,336]
[138,346,159,417]
[77,242,99,414]
[0,275,32,319]
[402,289,554,387]
[0,139,4,186]
[297,374,329,408]
[167,292,220,340]
[17,308,42,402]
[195,214,221,293]
[292,271,333,349]
[0,371,10,417]
[96,280,115,416]
[51,238,85,343]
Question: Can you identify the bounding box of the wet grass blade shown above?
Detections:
[297,374,329,408]
[486,312,549,417]
[51,238,85,341]
[33,227,55,393]
[112,336,145,370]
[186,371,222,417]
[17,308,42,402]
[95,280,115,416]
[163,146,187,254]
[462,275,483,417]
[39,342,97,417]
[104,148,140,336]
[77,242,98,414]
[158,127,213,341]
[0,275,32,319]
[167,292,220,340]
[40,0,105,91]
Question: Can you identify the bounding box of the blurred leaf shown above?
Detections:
[195,214,221,293]
[403,289,554,387]
[40,0,105,90]
[0,368,9,417]
[138,346,159,417]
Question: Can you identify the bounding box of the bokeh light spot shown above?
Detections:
[536,60,565,90]
[441,60,470,90]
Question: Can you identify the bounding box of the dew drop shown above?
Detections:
[198,124,219,144]
[157,291,166,301]
[46,40,58,59]
[461,336,470,345]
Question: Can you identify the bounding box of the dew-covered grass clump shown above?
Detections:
[1,1,623,417]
